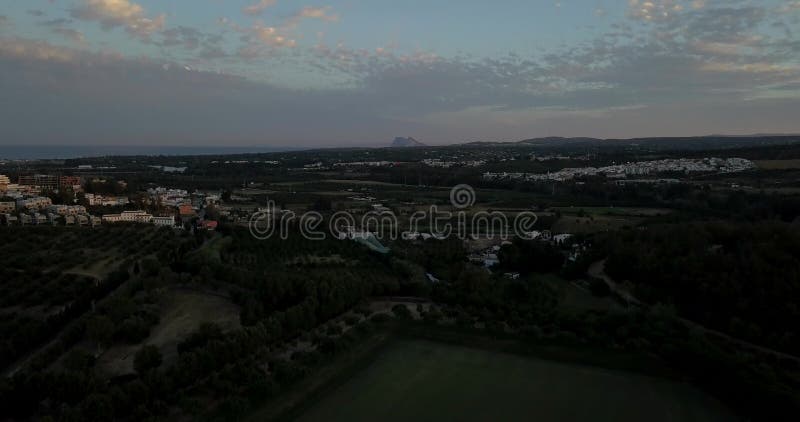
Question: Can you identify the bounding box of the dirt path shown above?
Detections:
[588,259,800,365]
[96,287,241,377]
[276,298,432,360]
[587,260,642,306]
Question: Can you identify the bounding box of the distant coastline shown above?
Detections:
[0,145,305,160]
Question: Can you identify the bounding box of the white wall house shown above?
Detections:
[152,216,175,227]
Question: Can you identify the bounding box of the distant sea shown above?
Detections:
[0,145,306,160]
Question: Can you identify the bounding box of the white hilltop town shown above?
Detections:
[483,157,756,183]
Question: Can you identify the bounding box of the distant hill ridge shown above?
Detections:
[463,134,800,149]
[391,137,427,148]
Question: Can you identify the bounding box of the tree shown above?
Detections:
[86,316,114,351]
[391,304,412,319]
[589,278,611,297]
[497,238,564,275]
[63,349,95,371]
[218,396,249,420]
[80,393,114,421]
[134,345,162,375]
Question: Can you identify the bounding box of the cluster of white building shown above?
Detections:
[0,176,187,229]
[1,204,100,227]
[333,161,395,167]
[401,232,447,241]
[0,179,98,226]
[84,193,130,206]
[422,159,487,168]
[210,160,280,165]
[196,191,221,205]
[302,162,325,170]
[0,207,174,227]
[102,210,175,227]
[149,165,188,173]
[484,157,756,182]
[529,154,592,162]
[0,174,40,198]
[145,188,219,214]
[147,187,190,207]
[520,230,573,245]
[15,197,53,210]
[47,204,87,216]
[348,195,378,202]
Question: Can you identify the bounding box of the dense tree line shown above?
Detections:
[192,227,412,329]
[603,221,800,355]
[495,238,565,275]
[3,208,800,420]
[0,226,411,420]
[0,227,197,371]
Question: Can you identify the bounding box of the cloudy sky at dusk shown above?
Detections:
[1,0,800,147]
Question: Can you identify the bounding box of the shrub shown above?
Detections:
[391,304,412,319]
[133,345,162,374]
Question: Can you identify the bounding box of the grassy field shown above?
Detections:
[97,288,240,376]
[294,339,735,422]
[536,273,619,312]
[552,215,643,233]
[755,159,800,170]
[552,206,673,217]
[63,253,121,281]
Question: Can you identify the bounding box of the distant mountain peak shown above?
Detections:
[391,137,426,148]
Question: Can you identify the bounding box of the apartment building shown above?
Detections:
[18,175,58,190]
[59,176,82,190]
[2,214,18,225]
[152,216,176,227]
[32,213,47,225]
[178,203,195,216]
[85,193,129,206]
[102,211,153,224]
[47,205,87,216]
[16,197,53,210]
[0,201,15,213]
[0,174,9,192]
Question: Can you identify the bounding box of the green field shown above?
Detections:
[551,215,644,233]
[295,339,735,422]
[552,206,673,217]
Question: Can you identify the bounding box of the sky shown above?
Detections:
[1,0,799,147]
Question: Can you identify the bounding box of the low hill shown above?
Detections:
[391,137,427,148]
[464,135,800,151]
